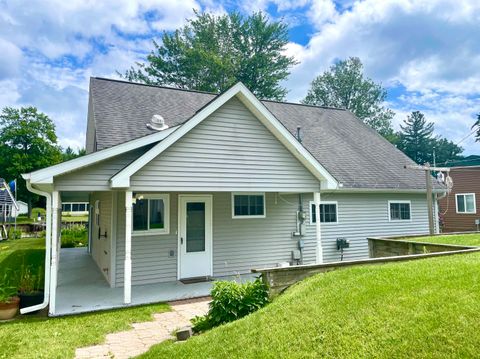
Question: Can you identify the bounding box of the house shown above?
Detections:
[11,200,28,218]
[0,178,18,224]
[438,166,480,232]
[22,78,443,315]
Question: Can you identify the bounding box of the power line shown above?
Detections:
[455,128,477,146]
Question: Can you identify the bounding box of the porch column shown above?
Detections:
[314,191,323,264]
[124,191,132,304]
[49,191,61,315]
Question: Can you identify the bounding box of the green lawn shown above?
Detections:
[0,238,170,359]
[0,238,45,288]
[400,233,480,247]
[142,233,480,358]
[0,303,169,359]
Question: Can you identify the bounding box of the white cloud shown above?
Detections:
[280,0,480,154]
[0,39,22,79]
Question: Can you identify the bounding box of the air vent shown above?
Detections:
[146,114,169,131]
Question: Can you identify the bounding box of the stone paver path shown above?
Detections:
[75,297,210,359]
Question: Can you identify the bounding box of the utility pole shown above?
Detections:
[404,163,450,235]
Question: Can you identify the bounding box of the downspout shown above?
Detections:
[20,179,52,314]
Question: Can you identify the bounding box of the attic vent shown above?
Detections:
[146,114,169,131]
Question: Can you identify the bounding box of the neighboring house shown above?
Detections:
[438,166,480,232]
[11,200,28,218]
[0,178,18,224]
[22,78,443,315]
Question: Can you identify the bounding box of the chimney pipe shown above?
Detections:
[296,126,302,143]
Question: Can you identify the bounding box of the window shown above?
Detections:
[310,202,338,223]
[132,194,170,234]
[232,193,265,218]
[456,193,476,214]
[389,201,411,221]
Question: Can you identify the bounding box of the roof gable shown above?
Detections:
[129,97,322,192]
[110,82,338,189]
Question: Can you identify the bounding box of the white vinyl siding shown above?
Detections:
[130,98,320,192]
[114,192,430,286]
[54,147,152,191]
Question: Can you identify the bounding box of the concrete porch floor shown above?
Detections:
[55,248,257,316]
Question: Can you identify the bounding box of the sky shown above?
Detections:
[0,0,479,157]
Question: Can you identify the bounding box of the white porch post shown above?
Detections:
[49,191,60,315]
[314,191,323,264]
[124,191,132,304]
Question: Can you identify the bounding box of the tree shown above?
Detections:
[431,137,463,165]
[397,111,462,165]
[474,114,480,142]
[62,146,86,162]
[124,11,296,100]
[0,107,62,213]
[303,57,395,137]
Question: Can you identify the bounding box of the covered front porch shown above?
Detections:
[55,247,256,316]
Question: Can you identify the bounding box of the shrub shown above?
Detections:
[18,265,43,294]
[61,225,88,248]
[193,277,269,332]
[7,228,22,240]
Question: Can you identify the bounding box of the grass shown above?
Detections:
[0,238,45,289]
[0,237,170,359]
[141,233,480,358]
[400,233,480,247]
[0,303,169,359]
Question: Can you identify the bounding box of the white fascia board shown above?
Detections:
[110,82,339,189]
[26,126,179,184]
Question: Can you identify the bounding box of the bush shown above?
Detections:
[7,228,22,240]
[61,225,88,248]
[193,277,269,332]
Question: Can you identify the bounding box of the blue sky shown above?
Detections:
[0,0,479,157]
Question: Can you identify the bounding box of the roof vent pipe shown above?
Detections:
[296,126,302,143]
[146,114,169,131]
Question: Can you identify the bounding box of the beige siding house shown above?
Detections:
[23,78,440,316]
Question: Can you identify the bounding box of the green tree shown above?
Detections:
[0,107,62,213]
[62,146,86,162]
[473,114,480,142]
[397,111,462,164]
[431,137,463,165]
[397,111,434,164]
[303,57,395,137]
[124,11,296,100]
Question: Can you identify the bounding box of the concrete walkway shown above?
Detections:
[75,298,210,359]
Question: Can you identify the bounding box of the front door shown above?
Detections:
[178,195,213,279]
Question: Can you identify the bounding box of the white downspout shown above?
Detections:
[20,179,52,314]
[49,191,60,314]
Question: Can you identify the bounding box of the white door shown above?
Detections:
[178,195,213,279]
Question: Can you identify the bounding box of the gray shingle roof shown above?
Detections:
[89,77,430,190]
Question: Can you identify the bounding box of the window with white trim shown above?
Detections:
[133,194,170,234]
[389,201,411,221]
[232,193,265,218]
[310,202,338,223]
[456,193,476,214]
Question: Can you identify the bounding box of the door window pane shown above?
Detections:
[186,202,205,252]
[149,199,165,229]
[133,199,148,231]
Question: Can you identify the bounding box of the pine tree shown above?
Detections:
[398,111,434,164]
